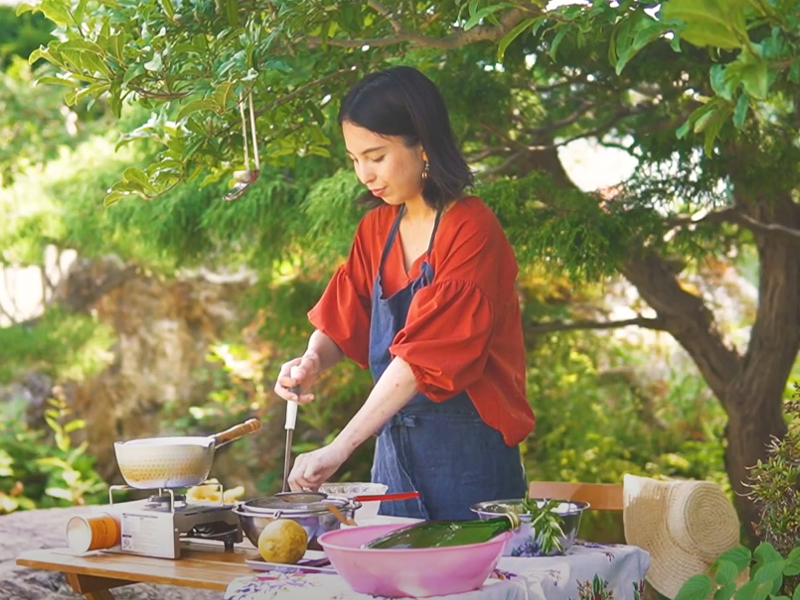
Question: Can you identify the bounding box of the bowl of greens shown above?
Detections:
[470,497,589,556]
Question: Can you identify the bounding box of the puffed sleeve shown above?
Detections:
[389,280,494,400]
[389,211,515,401]
[307,224,373,369]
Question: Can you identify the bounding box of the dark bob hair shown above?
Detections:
[338,66,473,210]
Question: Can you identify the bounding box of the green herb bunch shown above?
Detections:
[522,496,567,555]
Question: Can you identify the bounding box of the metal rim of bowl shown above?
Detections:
[469,498,591,517]
[233,496,361,518]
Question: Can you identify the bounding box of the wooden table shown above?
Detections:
[16,541,257,599]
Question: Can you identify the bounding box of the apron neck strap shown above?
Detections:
[379,203,444,267]
[426,208,443,256]
[379,204,405,266]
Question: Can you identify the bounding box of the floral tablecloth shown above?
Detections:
[225,541,651,600]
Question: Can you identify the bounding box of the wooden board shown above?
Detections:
[16,541,259,592]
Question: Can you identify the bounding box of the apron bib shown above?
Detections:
[368,205,526,520]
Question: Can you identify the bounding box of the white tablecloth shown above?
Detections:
[225,540,650,600]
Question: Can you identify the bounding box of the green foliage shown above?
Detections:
[303,169,367,261]
[0,395,107,512]
[747,387,800,565]
[479,172,664,281]
[16,0,356,202]
[0,129,328,275]
[0,57,107,185]
[603,0,800,155]
[0,5,54,69]
[674,542,800,600]
[0,307,116,383]
[524,325,728,488]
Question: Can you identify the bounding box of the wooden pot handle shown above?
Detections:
[213,418,261,448]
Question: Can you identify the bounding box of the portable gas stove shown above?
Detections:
[93,482,242,559]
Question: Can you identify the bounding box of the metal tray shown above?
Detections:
[245,550,336,574]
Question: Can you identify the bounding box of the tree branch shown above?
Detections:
[304,8,536,50]
[522,99,594,136]
[525,316,666,334]
[597,139,637,156]
[665,205,800,242]
[664,206,740,232]
[522,105,651,151]
[525,75,590,93]
[367,0,403,32]
[464,146,512,162]
[736,212,800,240]
[621,253,741,405]
[479,150,525,178]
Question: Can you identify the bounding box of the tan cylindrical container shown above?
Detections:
[66,514,120,553]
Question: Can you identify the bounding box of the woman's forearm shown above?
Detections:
[332,356,419,453]
[305,330,345,373]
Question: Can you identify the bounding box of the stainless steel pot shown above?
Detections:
[114,418,261,489]
[233,493,360,550]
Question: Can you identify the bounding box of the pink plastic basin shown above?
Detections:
[317,523,511,598]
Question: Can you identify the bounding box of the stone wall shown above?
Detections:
[0,506,221,599]
[53,256,268,488]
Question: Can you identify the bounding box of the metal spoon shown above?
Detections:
[281,388,298,493]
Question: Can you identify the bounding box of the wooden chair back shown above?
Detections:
[528,481,624,511]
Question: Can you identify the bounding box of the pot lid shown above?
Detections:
[238,493,352,515]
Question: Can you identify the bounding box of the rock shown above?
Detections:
[1,506,221,599]
[49,256,265,492]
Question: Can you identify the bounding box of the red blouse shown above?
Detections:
[307,196,535,445]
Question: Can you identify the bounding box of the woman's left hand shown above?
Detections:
[288,442,352,491]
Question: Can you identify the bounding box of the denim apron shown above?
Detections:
[369,205,526,520]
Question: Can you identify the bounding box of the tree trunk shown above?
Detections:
[723,188,800,543]
[724,395,787,543]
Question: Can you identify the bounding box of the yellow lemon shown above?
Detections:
[257,519,308,564]
[223,486,245,503]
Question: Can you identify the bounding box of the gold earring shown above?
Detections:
[422,160,429,181]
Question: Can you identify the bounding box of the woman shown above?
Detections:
[274,66,535,520]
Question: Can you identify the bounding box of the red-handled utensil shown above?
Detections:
[354,491,421,502]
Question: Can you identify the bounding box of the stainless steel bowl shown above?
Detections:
[233,494,360,550]
[470,498,589,556]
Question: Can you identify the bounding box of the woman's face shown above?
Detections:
[342,121,426,206]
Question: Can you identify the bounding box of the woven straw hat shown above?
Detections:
[623,474,740,599]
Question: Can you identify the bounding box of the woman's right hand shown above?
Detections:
[274,352,321,404]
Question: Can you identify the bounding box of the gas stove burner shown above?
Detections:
[146,493,187,509]
[186,521,241,551]
[189,521,237,538]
